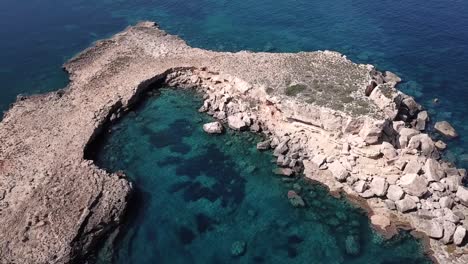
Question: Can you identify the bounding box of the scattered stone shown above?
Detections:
[354,180,367,193]
[227,114,247,131]
[231,241,247,257]
[387,185,404,201]
[443,208,460,223]
[383,71,402,84]
[287,190,305,208]
[328,162,349,182]
[456,186,468,206]
[454,226,466,246]
[415,111,428,131]
[439,196,454,209]
[399,173,428,197]
[359,120,384,145]
[360,190,375,199]
[446,176,461,192]
[395,197,417,213]
[429,220,444,239]
[424,158,444,182]
[441,220,456,244]
[434,121,458,138]
[370,177,389,197]
[430,182,445,192]
[202,121,223,134]
[273,140,289,156]
[273,168,294,177]
[398,128,420,149]
[256,140,270,150]
[380,142,397,160]
[371,214,391,229]
[311,154,326,167]
[403,159,421,175]
[435,140,447,151]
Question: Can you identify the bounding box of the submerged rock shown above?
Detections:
[231,241,247,257]
[287,190,305,207]
[434,121,458,138]
[345,235,360,256]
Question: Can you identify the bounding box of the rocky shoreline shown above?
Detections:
[0,22,466,263]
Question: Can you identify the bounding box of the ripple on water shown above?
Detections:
[93,88,432,264]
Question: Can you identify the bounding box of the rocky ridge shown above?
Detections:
[0,22,466,263]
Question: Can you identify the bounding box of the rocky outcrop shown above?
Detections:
[0,21,467,264]
[435,121,458,138]
[203,121,224,134]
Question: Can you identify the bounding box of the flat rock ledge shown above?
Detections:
[0,21,467,263]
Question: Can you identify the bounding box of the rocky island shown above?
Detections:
[0,22,467,263]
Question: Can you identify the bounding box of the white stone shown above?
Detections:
[439,196,454,209]
[328,162,349,182]
[370,177,389,197]
[387,185,404,201]
[403,159,421,175]
[429,220,444,239]
[359,119,384,145]
[424,158,444,182]
[441,220,456,244]
[380,142,397,160]
[454,226,466,246]
[227,114,247,130]
[399,173,428,197]
[456,186,468,206]
[354,180,367,193]
[202,122,223,134]
[395,197,417,213]
[446,176,461,192]
[434,121,458,138]
[398,128,420,149]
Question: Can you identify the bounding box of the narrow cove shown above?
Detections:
[90,88,431,264]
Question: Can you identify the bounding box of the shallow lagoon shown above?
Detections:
[92,88,431,264]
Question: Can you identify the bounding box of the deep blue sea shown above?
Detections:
[1,0,467,263]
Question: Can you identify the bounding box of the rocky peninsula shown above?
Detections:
[0,22,467,263]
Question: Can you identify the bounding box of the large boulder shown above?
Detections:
[454,226,466,246]
[415,111,428,131]
[380,142,398,160]
[328,162,349,182]
[429,220,444,239]
[383,71,402,84]
[399,174,428,197]
[424,158,444,182]
[202,121,223,134]
[359,120,385,144]
[441,221,456,244]
[434,121,458,138]
[395,197,417,213]
[273,139,289,156]
[439,196,454,209]
[256,140,270,150]
[456,186,468,206]
[370,177,388,197]
[227,114,247,131]
[387,185,404,201]
[398,128,420,149]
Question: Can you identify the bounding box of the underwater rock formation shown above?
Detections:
[0,21,467,263]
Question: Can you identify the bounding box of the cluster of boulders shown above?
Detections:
[173,68,467,249]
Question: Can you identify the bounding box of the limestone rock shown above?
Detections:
[443,208,460,223]
[454,226,466,246]
[256,140,270,150]
[415,111,428,131]
[227,114,247,131]
[359,119,384,144]
[435,140,447,150]
[395,197,417,213]
[439,196,454,209]
[456,186,468,206]
[383,71,402,84]
[441,221,456,244]
[387,185,404,201]
[354,180,367,193]
[273,140,289,156]
[370,177,389,197]
[328,162,349,182]
[202,121,223,134]
[446,176,462,192]
[380,142,397,160]
[424,158,444,182]
[399,173,428,197]
[398,128,420,149]
[434,121,458,138]
[429,220,444,239]
[403,159,422,175]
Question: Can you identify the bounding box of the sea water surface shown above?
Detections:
[92,88,431,263]
[1,0,468,166]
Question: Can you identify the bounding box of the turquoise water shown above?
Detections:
[91,88,431,264]
[1,0,468,166]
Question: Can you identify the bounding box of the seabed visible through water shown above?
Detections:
[90,88,432,264]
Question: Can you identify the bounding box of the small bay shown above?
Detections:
[92,88,431,264]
